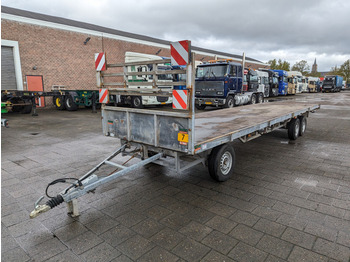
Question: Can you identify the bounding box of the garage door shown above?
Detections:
[1,46,17,90]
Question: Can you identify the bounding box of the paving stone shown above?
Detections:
[137,246,179,262]
[81,242,121,262]
[281,227,316,249]
[1,247,31,262]
[229,223,264,246]
[253,218,287,237]
[252,206,282,221]
[45,250,83,262]
[337,230,350,247]
[272,201,300,215]
[131,218,165,238]
[287,246,328,262]
[116,210,147,227]
[53,221,88,242]
[1,234,19,253]
[256,235,294,259]
[228,242,268,262]
[184,207,216,224]
[85,214,119,235]
[144,204,172,220]
[179,220,212,241]
[201,250,236,262]
[100,224,136,247]
[313,238,350,262]
[117,234,155,260]
[229,209,259,226]
[172,238,210,261]
[205,215,237,234]
[201,230,238,255]
[160,213,191,230]
[150,227,185,250]
[66,230,104,255]
[110,254,134,262]
[27,238,68,262]
[265,254,287,262]
[304,221,338,242]
[207,202,237,218]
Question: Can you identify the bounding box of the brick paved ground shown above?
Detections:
[2,92,350,261]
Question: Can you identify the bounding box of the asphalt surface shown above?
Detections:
[2,91,350,262]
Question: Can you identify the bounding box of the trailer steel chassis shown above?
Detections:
[30,46,320,218]
[1,89,100,116]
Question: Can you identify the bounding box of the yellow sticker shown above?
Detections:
[178,131,189,143]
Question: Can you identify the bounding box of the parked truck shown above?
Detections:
[286,71,297,95]
[120,52,173,108]
[256,70,270,98]
[259,69,279,97]
[307,77,319,93]
[322,75,343,92]
[195,60,264,109]
[272,70,288,95]
[29,44,320,219]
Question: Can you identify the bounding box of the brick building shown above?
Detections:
[1,6,267,107]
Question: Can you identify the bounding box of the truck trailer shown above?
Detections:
[29,44,320,219]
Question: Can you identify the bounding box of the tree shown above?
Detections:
[267,59,290,71]
[291,60,310,75]
[340,59,350,83]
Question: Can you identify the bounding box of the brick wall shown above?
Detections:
[1,19,262,107]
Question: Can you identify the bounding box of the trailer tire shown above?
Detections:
[208,144,235,182]
[53,96,66,110]
[250,94,256,104]
[288,118,300,140]
[21,99,32,114]
[257,93,264,103]
[224,95,235,108]
[298,116,307,136]
[195,104,206,110]
[65,95,78,111]
[131,96,143,108]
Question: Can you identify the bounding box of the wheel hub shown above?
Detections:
[220,152,232,175]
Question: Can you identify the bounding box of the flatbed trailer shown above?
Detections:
[29,43,320,218]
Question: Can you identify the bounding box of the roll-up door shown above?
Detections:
[1,46,17,90]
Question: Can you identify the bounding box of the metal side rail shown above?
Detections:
[29,145,163,218]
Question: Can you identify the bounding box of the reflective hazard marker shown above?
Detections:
[95,53,106,71]
[170,40,190,66]
[99,88,109,103]
[172,90,188,110]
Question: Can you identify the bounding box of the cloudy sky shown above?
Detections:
[2,0,349,71]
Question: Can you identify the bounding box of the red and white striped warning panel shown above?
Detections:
[170,40,190,66]
[99,88,109,103]
[95,53,106,71]
[172,90,188,110]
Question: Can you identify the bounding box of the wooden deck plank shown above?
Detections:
[194,102,319,144]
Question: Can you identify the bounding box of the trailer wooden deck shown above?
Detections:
[194,101,320,146]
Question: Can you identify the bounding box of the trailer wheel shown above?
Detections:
[195,104,206,110]
[298,116,307,136]
[131,96,143,108]
[250,94,256,104]
[208,144,235,182]
[257,93,264,103]
[65,95,78,111]
[224,95,235,108]
[53,96,66,110]
[288,118,300,140]
[21,99,32,114]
